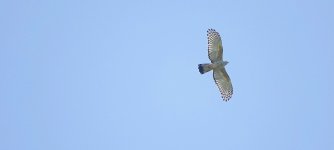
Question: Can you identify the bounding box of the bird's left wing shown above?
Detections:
[213,68,233,101]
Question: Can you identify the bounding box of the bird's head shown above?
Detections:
[223,61,229,66]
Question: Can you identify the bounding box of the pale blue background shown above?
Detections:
[1,0,333,150]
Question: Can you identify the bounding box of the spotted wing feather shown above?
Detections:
[213,68,233,101]
[207,29,223,63]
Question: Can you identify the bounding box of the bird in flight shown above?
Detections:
[198,29,233,101]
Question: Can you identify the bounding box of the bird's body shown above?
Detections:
[198,29,233,101]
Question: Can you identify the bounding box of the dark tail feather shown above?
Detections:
[198,64,205,74]
[198,63,212,74]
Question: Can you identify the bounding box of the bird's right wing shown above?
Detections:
[207,29,223,63]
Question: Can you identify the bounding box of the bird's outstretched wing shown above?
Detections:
[213,68,233,101]
[207,29,223,63]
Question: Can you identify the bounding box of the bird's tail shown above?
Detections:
[198,63,213,74]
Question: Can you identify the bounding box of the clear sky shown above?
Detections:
[1,0,333,150]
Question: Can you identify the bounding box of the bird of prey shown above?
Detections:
[198,29,233,101]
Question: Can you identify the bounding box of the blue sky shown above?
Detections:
[1,0,333,150]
